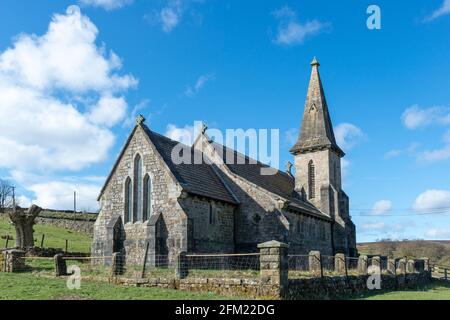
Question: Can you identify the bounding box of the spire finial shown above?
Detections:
[136,114,146,126]
[201,122,208,135]
[311,56,320,67]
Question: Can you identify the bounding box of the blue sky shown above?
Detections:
[0,0,449,242]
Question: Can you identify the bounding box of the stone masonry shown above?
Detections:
[92,58,358,266]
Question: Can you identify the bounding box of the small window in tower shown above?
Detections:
[308,160,316,199]
[209,202,215,225]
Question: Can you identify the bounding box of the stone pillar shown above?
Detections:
[258,240,289,299]
[334,253,346,275]
[406,259,415,273]
[4,249,26,273]
[175,251,188,279]
[308,251,322,276]
[421,258,430,272]
[387,258,396,275]
[357,255,368,275]
[0,252,4,272]
[54,254,67,277]
[110,252,125,276]
[396,258,406,274]
[371,256,381,269]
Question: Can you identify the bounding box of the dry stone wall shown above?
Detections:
[36,217,94,235]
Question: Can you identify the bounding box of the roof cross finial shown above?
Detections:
[136,114,146,126]
[201,123,208,134]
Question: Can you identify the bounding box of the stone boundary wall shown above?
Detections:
[35,217,94,235]
[116,277,270,299]
[107,241,432,300]
[111,272,431,300]
[286,272,431,300]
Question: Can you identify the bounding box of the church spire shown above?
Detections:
[290,58,344,157]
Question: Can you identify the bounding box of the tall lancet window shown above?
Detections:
[133,154,143,222]
[308,160,316,199]
[143,174,152,221]
[124,177,132,223]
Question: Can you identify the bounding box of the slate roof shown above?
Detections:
[98,123,328,219]
[210,142,327,219]
[142,125,239,205]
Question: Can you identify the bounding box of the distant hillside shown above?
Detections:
[358,240,450,267]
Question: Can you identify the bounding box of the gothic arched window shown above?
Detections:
[143,174,152,221]
[308,160,316,199]
[133,154,143,222]
[124,177,132,223]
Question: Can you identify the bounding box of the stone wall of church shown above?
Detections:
[284,211,333,256]
[92,127,187,264]
[194,137,290,252]
[180,196,235,253]
[213,170,290,252]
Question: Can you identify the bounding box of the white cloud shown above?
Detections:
[185,73,215,97]
[17,195,32,208]
[272,6,330,46]
[418,146,450,163]
[384,142,421,159]
[413,189,450,212]
[79,0,133,10]
[425,0,450,22]
[285,128,298,145]
[0,6,136,172]
[29,181,100,211]
[334,123,366,151]
[371,200,392,215]
[417,130,450,163]
[361,222,386,232]
[88,95,128,127]
[159,0,184,33]
[12,171,101,211]
[165,123,202,146]
[401,105,450,129]
[425,228,450,239]
[384,149,402,159]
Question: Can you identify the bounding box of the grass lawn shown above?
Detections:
[357,281,450,300]
[0,216,92,253]
[0,272,240,300]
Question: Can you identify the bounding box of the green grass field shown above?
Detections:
[357,281,450,300]
[0,215,91,253]
[0,272,236,300]
[1,214,449,300]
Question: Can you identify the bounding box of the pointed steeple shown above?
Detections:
[290,58,344,157]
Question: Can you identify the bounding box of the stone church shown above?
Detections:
[92,58,357,264]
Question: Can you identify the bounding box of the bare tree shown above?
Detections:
[0,179,14,213]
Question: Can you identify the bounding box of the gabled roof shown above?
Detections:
[141,125,239,205]
[290,58,344,157]
[97,124,239,205]
[98,122,328,219]
[209,142,328,219]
